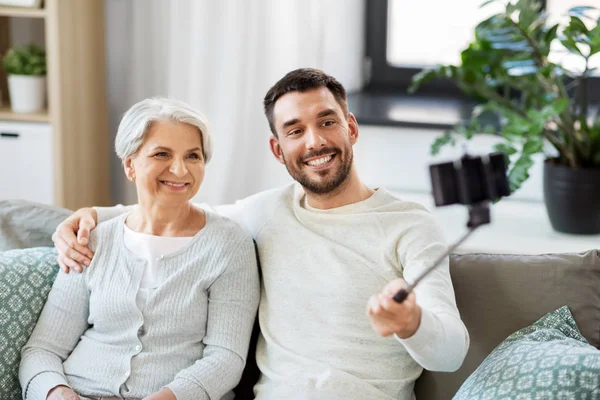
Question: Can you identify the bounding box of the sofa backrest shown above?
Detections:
[415,249,600,399]
[0,200,71,251]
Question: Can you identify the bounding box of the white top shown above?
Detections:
[97,183,469,400]
[122,222,193,307]
[218,184,469,400]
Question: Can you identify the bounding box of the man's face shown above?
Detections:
[269,87,358,195]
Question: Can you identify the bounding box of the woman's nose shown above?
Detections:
[169,158,188,177]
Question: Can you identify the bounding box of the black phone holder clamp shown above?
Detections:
[393,152,510,303]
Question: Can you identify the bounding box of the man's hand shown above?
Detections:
[47,385,80,400]
[143,388,177,400]
[366,278,422,339]
[52,207,98,273]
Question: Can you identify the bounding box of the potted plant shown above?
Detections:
[2,43,47,113]
[409,0,600,234]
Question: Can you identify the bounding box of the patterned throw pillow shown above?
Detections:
[0,247,59,399]
[454,306,600,400]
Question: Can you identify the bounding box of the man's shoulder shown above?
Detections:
[212,183,296,236]
[374,188,432,217]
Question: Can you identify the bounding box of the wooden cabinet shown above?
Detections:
[0,0,110,209]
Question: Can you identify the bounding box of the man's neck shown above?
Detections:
[305,170,375,210]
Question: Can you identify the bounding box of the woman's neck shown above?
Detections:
[126,201,205,237]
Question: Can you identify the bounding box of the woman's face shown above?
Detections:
[124,120,205,207]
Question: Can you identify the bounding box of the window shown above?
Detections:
[367,0,600,96]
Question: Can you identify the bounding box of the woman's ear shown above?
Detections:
[269,136,285,164]
[123,157,136,182]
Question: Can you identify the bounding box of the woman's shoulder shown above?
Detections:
[88,214,126,252]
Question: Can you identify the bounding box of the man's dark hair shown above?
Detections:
[263,68,348,137]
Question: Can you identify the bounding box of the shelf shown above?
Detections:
[0,6,45,18]
[0,106,49,122]
[393,191,600,255]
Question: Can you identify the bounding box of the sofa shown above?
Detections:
[1,200,599,399]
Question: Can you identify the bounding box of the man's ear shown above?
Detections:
[348,112,359,145]
[269,136,285,164]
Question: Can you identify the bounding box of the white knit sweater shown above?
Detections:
[19,210,260,400]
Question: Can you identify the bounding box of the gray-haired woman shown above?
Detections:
[19,98,260,400]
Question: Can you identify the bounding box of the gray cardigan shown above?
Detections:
[19,211,260,400]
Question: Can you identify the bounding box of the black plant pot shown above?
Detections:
[543,160,600,234]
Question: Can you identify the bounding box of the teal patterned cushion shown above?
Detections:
[454,306,600,399]
[0,247,59,399]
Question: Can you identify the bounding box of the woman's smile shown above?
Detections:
[160,180,191,192]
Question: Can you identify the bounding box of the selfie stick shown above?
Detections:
[392,202,490,303]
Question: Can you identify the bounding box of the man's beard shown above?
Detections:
[282,146,353,195]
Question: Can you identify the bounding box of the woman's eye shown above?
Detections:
[188,153,200,159]
[154,152,168,157]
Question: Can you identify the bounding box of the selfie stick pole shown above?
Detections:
[392,202,490,303]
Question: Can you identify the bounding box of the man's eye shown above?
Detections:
[288,129,302,136]
[323,120,335,126]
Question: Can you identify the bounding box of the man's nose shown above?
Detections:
[305,128,326,149]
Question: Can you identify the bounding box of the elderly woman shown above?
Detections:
[19,98,260,400]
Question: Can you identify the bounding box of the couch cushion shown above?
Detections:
[0,200,71,251]
[454,306,600,399]
[415,250,600,399]
[0,247,59,399]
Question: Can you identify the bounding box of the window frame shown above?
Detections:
[365,0,599,103]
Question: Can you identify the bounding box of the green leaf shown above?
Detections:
[541,24,559,55]
[430,131,456,156]
[559,36,584,56]
[408,66,455,93]
[522,136,544,154]
[2,43,46,76]
[551,98,569,115]
[508,154,535,193]
[567,6,597,19]
[479,0,497,9]
[493,142,518,156]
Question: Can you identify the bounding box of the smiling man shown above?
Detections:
[53,68,469,400]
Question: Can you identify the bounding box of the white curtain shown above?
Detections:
[105,0,365,206]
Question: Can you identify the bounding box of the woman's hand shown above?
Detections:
[52,207,97,273]
[47,385,80,400]
[143,388,177,400]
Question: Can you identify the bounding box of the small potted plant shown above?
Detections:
[2,43,47,113]
[409,0,600,234]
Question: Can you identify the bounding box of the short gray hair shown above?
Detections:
[115,97,212,163]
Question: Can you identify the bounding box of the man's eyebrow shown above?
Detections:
[316,109,337,118]
[281,118,301,130]
[281,109,339,130]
